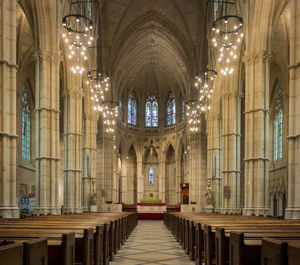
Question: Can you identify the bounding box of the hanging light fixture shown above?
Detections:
[88,70,110,112]
[62,0,98,74]
[211,0,243,75]
[102,101,119,133]
[195,69,217,112]
[186,100,202,132]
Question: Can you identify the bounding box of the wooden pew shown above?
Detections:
[229,232,261,265]
[23,237,48,265]
[165,212,300,265]
[195,223,204,265]
[0,238,48,265]
[0,242,23,265]
[288,242,300,265]
[0,212,136,265]
[215,227,228,265]
[261,238,288,265]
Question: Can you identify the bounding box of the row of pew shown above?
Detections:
[164,212,300,265]
[0,212,138,265]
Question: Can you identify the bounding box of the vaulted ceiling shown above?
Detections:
[99,0,206,101]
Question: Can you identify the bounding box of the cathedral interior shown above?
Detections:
[0,0,300,220]
[2,1,300,264]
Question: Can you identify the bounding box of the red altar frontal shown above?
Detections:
[136,203,167,220]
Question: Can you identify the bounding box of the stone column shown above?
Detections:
[34,50,61,215]
[286,0,300,219]
[137,158,143,202]
[103,133,114,203]
[175,158,181,204]
[207,112,222,212]
[243,51,271,216]
[221,89,242,214]
[159,157,166,202]
[63,83,83,213]
[189,132,206,208]
[82,111,97,212]
[0,0,19,218]
[120,154,128,203]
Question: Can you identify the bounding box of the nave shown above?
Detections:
[111,221,194,265]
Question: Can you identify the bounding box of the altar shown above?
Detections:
[136,202,166,220]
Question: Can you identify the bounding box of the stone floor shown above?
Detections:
[110,220,194,265]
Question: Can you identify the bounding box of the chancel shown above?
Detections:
[1,0,300,264]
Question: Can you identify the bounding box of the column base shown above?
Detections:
[0,206,19,218]
[35,206,61,215]
[99,203,122,212]
[285,208,300,219]
[242,207,270,216]
[63,207,83,214]
[180,204,203,212]
[220,208,242,215]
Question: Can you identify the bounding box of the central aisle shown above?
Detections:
[111,220,194,265]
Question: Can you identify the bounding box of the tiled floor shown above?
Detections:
[110,220,194,265]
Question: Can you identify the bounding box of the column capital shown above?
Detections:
[64,88,84,98]
[243,50,273,65]
[32,50,62,65]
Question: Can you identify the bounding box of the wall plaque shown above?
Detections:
[224,186,230,198]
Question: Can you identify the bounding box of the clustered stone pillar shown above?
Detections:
[189,131,206,209]
[0,0,19,218]
[120,154,128,203]
[137,158,143,202]
[97,129,114,206]
[82,106,97,212]
[207,109,222,212]
[243,51,271,216]
[63,79,83,213]
[221,83,242,214]
[175,157,182,204]
[159,157,166,202]
[34,50,61,215]
[286,0,300,219]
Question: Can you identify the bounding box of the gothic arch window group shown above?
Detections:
[128,93,137,125]
[166,95,176,126]
[21,86,31,160]
[145,94,158,127]
[274,86,284,161]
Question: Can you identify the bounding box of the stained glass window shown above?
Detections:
[145,95,158,127]
[128,94,137,125]
[119,99,122,121]
[21,86,30,160]
[149,167,154,184]
[274,87,284,161]
[182,100,184,121]
[167,96,176,125]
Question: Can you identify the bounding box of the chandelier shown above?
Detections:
[195,69,217,111]
[211,0,243,75]
[89,71,110,111]
[62,1,97,74]
[186,100,202,132]
[102,101,119,133]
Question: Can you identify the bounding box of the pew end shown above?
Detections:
[0,242,23,265]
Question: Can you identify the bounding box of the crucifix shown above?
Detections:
[144,140,160,162]
[144,140,159,185]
